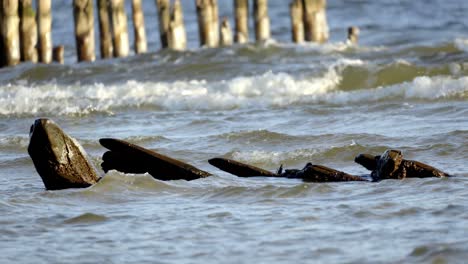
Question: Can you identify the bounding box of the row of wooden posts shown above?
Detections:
[0,0,359,68]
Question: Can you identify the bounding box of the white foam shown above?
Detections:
[327,76,468,104]
[455,38,468,52]
[1,60,466,116]
[232,149,319,165]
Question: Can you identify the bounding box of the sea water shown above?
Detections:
[1,1,468,263]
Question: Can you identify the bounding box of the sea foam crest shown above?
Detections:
[0,60,466,116]
[455,38,468,53]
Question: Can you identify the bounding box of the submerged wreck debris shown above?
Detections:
[28,118,210,190]
[355,149,450,181]
[210,149,449,182]
[28,118,450,190]
[100,138,211,181]
[28,118,100,190]
[208,158,367,182]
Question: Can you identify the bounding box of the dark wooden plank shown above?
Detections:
[100,138,211,181]
[208,157,277,177]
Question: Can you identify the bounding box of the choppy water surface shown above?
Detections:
[1,1,468,263]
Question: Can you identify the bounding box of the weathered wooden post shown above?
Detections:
[168,0,186,51]
[0,6,4,67]
[290,0,304,43]
[97,0,113,58]
[234,0,249,44]
[253,0,270,42]
[302,0,328,43]
[347,26,359,45]
[132,0,147,54]
[20,0,38,62]
[220,17,233,46]
[37,0,52,63]
[73,0,95,62]
[156,0,170,49]
[196,0,217,47]
[53,45,64,64]
[211,0,219,45]
[1,0,21,66]
[109,0,129,57]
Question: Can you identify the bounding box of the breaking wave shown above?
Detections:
[1,60,467,116]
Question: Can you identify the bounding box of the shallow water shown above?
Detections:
[1,1,468,263]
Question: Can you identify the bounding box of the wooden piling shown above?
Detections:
[0,7,4,67]
[37,0,52,63]
[53,45,64,64]
[302,0,329,43]
[168,0,186,51]
[220,17,233,46]
[234,0,249,44]
[73,0,95,62]
[97,0,113,59]
[253,0,270,42]
[156,0,170,49]
[290,0,304,43]
[1,0,21,66]
[19,0,38,62]
[109,0,129,57]
[347,26,359,45]
[196,0,217,48]
[132,0,147,54]
[211,0,219,45]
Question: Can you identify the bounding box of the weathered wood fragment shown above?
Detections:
[109,0,129,57]
[53,45,64,64]
[234,0,249,43]
[1,0,20,66]
[220,17,233,46]
[156,0,170,48]
[168,0,186,51]
[73,0,95,62]
[97,0,113,58]
[253,0,270,42]
[302,0,328,43]
[132,0,147,54]
[290,0,304,43]
[37,0,52,63]
[19,0,37,62]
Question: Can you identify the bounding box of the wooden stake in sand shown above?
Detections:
[97,0,113,59]
[234,0,249,44]
[73,0,95,62]
[302,0,329,43]
[1,0,21,66]
[253,0,270,43]
[156,0,170,49]
[220,17,233,46]
[20,0,38,62]
[168,0,186,51]
[347,26,359,45]
[53,45,64,64]
[109,0,129,58]
[196,0,217,48]
[37,0,52,63]
[132,0,147,54]
[290,0,304,43]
